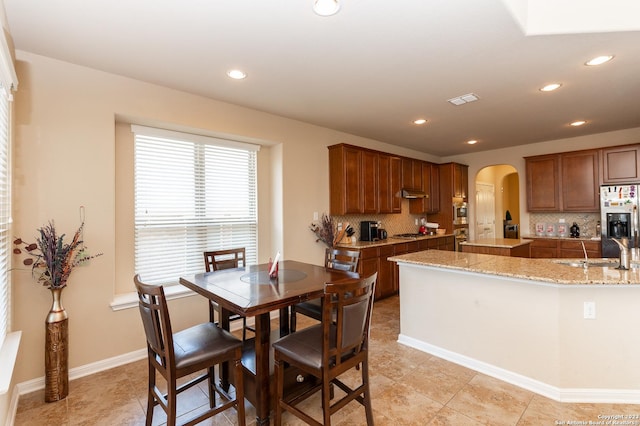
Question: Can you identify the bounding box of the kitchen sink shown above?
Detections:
[554,259,623,268]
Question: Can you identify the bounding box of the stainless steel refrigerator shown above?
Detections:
[600,184,639,257]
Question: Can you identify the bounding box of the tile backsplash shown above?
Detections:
[528,213,600,238]
[332,200,427,240]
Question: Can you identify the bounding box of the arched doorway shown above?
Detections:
[475,165,519,239]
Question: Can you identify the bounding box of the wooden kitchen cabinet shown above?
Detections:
[529,238,602,258]
[559,240,601,258]
[329,144,402,215]
[377,245,397,299]
[329,144,363,214]
[526,154,561,212]
[525,150,599,212]
[410,161,440,214]
[378,154,402,213]
[561,149,599,212]
[453,163,468,200]
[362,150,378,214]
[601,144,640,184]
[401,158,423,190]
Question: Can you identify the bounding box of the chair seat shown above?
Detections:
[272,324,336,371]
[294,298,322,317]
[173,322,243,371]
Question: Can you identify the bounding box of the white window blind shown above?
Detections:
[132,125,259,285]
[0,85,11,347]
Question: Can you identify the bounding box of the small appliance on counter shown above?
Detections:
[360,220,380,241]
[377,228,388,240]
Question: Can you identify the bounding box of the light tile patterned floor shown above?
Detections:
[14,296,640,425]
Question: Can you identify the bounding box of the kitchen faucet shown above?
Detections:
[611,237,631,270]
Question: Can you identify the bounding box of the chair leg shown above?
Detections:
[242,317,247,341]
[290,307,297,332]
[361,360,374,426]
[322,373,332,426]
[145,360,155,426]
[167,376,177,426]
[234,357,246,426]
[207,366,216,408]
[274,357,285,425]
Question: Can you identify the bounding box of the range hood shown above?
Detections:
[401,188,427,199]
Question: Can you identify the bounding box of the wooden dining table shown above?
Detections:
[179,260,357,425]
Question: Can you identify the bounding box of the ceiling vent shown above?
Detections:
[448,93,479,106]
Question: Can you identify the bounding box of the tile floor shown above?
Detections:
[14,295,640,425]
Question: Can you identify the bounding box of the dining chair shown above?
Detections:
[204,248,254,341]
[134,275,246,426]
[273,272,377,425]
[289,248,360,332]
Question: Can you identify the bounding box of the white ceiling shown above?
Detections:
[4,0,640,156]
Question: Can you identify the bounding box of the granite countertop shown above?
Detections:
[389,249,640,285]
[336,233,454,249]
[459,238,532,248]
[521,234,601,241]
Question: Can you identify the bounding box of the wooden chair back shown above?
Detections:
[204,247,246,272]
[324,248,360,272]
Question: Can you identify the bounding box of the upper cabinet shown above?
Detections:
[526,155,560,211]
[525,149,599,212]
[453,163,468,200]
[601,144,640,184]
[329,144,402,215]
[409,161,440,214]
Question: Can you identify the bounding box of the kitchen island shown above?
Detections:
[389,249,640,403]
[459,237,532,257]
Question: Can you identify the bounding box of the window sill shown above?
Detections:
[0,331,22,394]
[110,285,195,311]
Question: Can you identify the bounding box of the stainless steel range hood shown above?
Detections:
[401,188,427,199]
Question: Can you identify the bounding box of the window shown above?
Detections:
[131,125,259,285]
[0,84,10,347]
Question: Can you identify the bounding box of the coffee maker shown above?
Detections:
[360,221,380,241]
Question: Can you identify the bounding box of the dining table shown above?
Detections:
[179,259,357,425]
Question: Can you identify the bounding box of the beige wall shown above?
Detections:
[9,48,640,393]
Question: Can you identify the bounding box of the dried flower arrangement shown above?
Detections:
[13,221,102,289]
[309,213,354,247]
[309,213,336,248]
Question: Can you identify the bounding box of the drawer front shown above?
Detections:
[530,239,558,248]
[531,247,557,258]
[359,247,379,259]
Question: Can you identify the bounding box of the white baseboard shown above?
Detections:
[398,334,640,404]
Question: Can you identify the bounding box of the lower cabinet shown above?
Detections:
[354,236,455,300]
[530,238,601,258]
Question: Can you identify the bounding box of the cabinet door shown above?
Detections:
[379,155,402,214]
[329,145,363,214]
[526,155,561,212]
[561,150,599,212]
[601,145,640,184]
[390,156,402,213]
[401,158,422,190]
[362,150,378,214]
[454,164,468,200]
[378,154,392,214]
[377,245,396,299]
[529,238,558,258]
[410,161,430,214]
[430,164,440,212]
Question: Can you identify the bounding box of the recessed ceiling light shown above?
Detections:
[413,119,427,125]
[585,55,614,66]
[540,83,562,92]
[227,69,247,80]
[570,120,587,126]
[466,140,478,145]
[313,0,340,16]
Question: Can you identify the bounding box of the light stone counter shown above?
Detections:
[459,238,532,248]
[389,249,640,285]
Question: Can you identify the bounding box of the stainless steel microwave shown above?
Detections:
[453,202,468,224]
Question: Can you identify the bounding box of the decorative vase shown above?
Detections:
[44,287,69,402]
